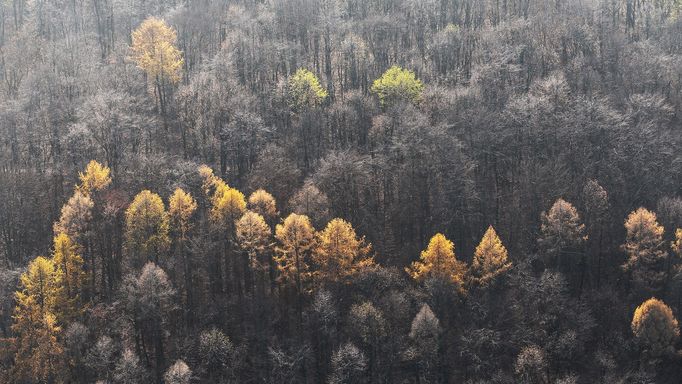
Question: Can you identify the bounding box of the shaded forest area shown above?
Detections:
[1,0,682,383]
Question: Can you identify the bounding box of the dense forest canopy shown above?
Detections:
[0,0,681,383]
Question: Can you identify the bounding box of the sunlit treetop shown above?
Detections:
[622,207,668,291]
[371,66,424,108]
[210,186,246,229]
[274,213,316,285]
[130,17,183,83]
[313,218,374,281]
[470,226,512,286]
[78,160,112,195]
[236,211,271,270]
[169,188,197,239]
[288,68,328,112]
[407,233,466,287]
[631,297,679,358]
[248,189,278,221]
[124,190,171,266]
[53,190,94,239]
[198,165,228,199]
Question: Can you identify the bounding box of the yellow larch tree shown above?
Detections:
[407,233,466,288]
[52,233,86,324]
[124,190,171,268]
[274,213,316,322]
[168,188,197,324]
[470,226,511,286]
[248,189,278,224]
[274,213,316,288]
[210,185,246,232]
[130,17,183,123]
[632,297,679,359]
[313,218,374,281]
[236,211,272,271]
[130,17,183,84]
[77,160,112,196]
[621,208,668,292]
[11,257,66,383]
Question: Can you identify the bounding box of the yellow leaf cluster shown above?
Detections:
[130,17,183,83]
[471,226,511,286]
[78,160,111,195]
[248,189,278,221]
[407,233,465,286]
[169,188,197,238]
[632,297,679,358]
[124,190,170,265]
[313,218,374,281]
[236,211,271,270]
[275,213,316,285]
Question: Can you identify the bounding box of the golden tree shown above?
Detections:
[313,218,374,281]
[77,160,112,195]
[236,211,272,271]
[407,233,466,287]
[210,185,246,232]
[130,17,183,84]
[168,188,197,322]
[168,188,197,241]
[247,189,278,223]
[52,233,86,323]
[470,226,512,286]
[124,190,171,268]
[130,17,183,122]
[11,257,66,383]
[632,297,679,359]
[198,164,227,198]
[621,208,668,292]
[274,213,316,288]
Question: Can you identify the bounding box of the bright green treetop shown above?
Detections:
[371,66,424,107]
[288,68,328,111]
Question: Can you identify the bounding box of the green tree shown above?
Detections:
[371,66,424,107]
[288,68,328,112]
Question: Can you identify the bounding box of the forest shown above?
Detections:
[0,0,682,383]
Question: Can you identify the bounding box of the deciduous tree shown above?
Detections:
[124,190,171,268]
[52,233,86,323]
[470,226,511,286]
[313,218,374,281]
[631,298,679,360]
[371,66,424,107]
[407,233,466,288]
[621,208,668,293]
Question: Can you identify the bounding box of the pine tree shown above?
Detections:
[407,233,466,288]
[470,226,512,286]
[621,208,668,293]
